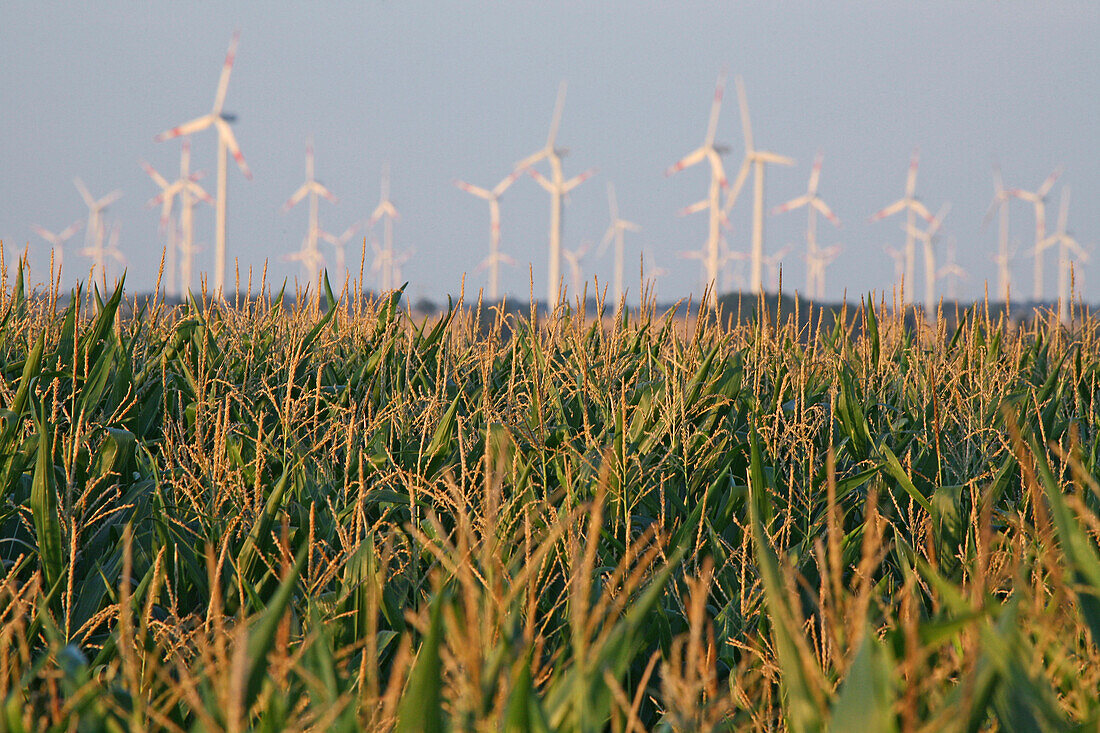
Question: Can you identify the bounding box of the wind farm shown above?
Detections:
[3,7,1100,731]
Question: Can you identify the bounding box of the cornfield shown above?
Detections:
[2,256,1100,731]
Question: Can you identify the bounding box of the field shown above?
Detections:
[2,262,1100,731]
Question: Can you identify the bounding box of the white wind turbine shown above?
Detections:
[804,243,843,301]
[281,234,325,291]
[761,244,793,292]
[453,169,522,300]
[903,202,951,310]
[319,221,364,287]
[30,220,82,276]
[771,152,841,300]
[515,82,597,304]
[1041,187,1089,323]
[666,70,731,307]
[722,76,796,295]
[282,138,337,291]
[81,221,126,286]
[868,149,934,304]
[1005,166,1063,302]
[561,241,592,299]
[73,178,122,268]
[141,138,213,297]
[884,243,906,288]
[368,165,402,292]
[983,160,1013,301]
[596,182,641,305]
[937,236,967,302]
[155,31,252,297]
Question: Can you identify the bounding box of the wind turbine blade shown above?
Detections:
[931,202,952,232]
[869,198,906,222]
[563,168,597,193]
[140,161,170,189]
[313,182,338,203]
[186,181,215,204]
[622,221,641,232]
[73,177,94,206]
[58,221,83,240]
[771,194,810,215]
[704,69,727,148]
[735,75,753,153]
[1037,165,1064,198]
[665,147,707,176]
[756,152,795,166]
[453,179,492,199]
[808,151,824,193]
[491,168,524,197]
[910,200,934,223]
[514,150,548,172]
[212,30,241,115]
[214,119,252,179]
[547,80,567,149]
[812,198,841,226]
[676,199,710,217]
[723,158,752,214]
[527,168,553,191]
[282,185,310,211]
[706,149,729,188]
[597,225,616,256]
[96,190,123,209]
[607,182,619,220]
[905,148,920,197]
[30,225,55,243]
[155,114,214,142]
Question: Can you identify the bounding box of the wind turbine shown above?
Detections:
[804,243,843,301]
[30,220,82,275]
[1041,187,1089,323]
[73,178,122,266]
[596,182,641,305]
[771,152,841,299]
[282,138,337,291]
[515,82,597,304]
[453,169,522,300]
[81,221,126,286]
[370,237,413,293]
[884,243,906,288]
[368,165,402,292]
[561,241,592,298]
[319,221,364,287]
[937,236,967,302]
[722,76,796,295]
[281,234,325,291]
[1005,166,1063,302]
[982,160,1012,301]
[868,149,934,304]
[761,244,793,292]
[903,202,951,310]
[141,138,213,297]
[155,31,252,297]
[666,70,730,307]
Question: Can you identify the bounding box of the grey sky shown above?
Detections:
[2,3,1098,304]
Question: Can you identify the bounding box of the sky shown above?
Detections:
[2,3,1098,306]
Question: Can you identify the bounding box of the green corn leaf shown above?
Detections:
[396,594,446,733]
[30,397,62,591]
[243,543,306,713]
[830,633,897,733]
[878,444,933,514]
